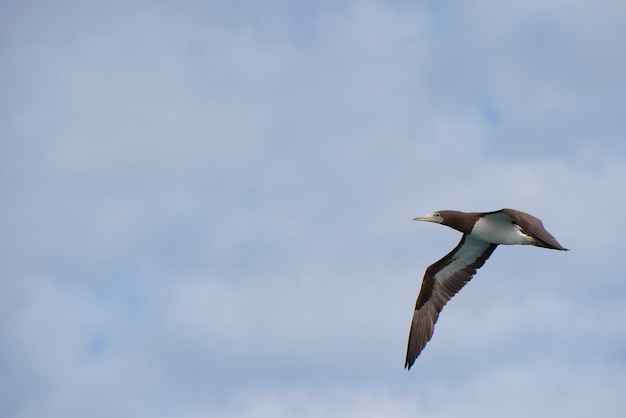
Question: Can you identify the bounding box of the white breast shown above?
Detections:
[470,213,534,245]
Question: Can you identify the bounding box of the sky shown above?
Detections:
[2,0,626,417]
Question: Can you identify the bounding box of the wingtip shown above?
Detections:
[404,357,415,370]
[534,240,569,251]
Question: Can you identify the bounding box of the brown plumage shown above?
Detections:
[405,208,568,370]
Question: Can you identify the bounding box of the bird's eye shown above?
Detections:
[435,213,441,217]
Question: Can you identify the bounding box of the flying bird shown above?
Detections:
[405,208,568,370]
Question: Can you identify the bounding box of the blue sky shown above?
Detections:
[2,1,626,417]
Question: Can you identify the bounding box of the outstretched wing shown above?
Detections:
[497,209,568,251]
[405,235,497,370]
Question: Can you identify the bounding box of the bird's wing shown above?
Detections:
[405,235,497,370]
[496,209,568,250]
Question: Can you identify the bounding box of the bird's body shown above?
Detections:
[471,213,535,245]
[405,208,568,370]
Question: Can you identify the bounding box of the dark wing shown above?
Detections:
[497,208,568,251]
[405,235,497,370]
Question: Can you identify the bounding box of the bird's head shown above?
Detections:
[412,211,445,224]
[412,210,476,234]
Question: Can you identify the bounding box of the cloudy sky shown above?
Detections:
[2,1,626,417]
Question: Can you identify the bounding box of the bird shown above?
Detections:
[404,208,568,370]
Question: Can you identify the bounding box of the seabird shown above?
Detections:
[405,208,568,370]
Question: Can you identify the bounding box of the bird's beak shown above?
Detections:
[412,212,443,223]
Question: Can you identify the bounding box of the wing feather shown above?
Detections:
[497,209,568,250]
[405,236,497,369]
